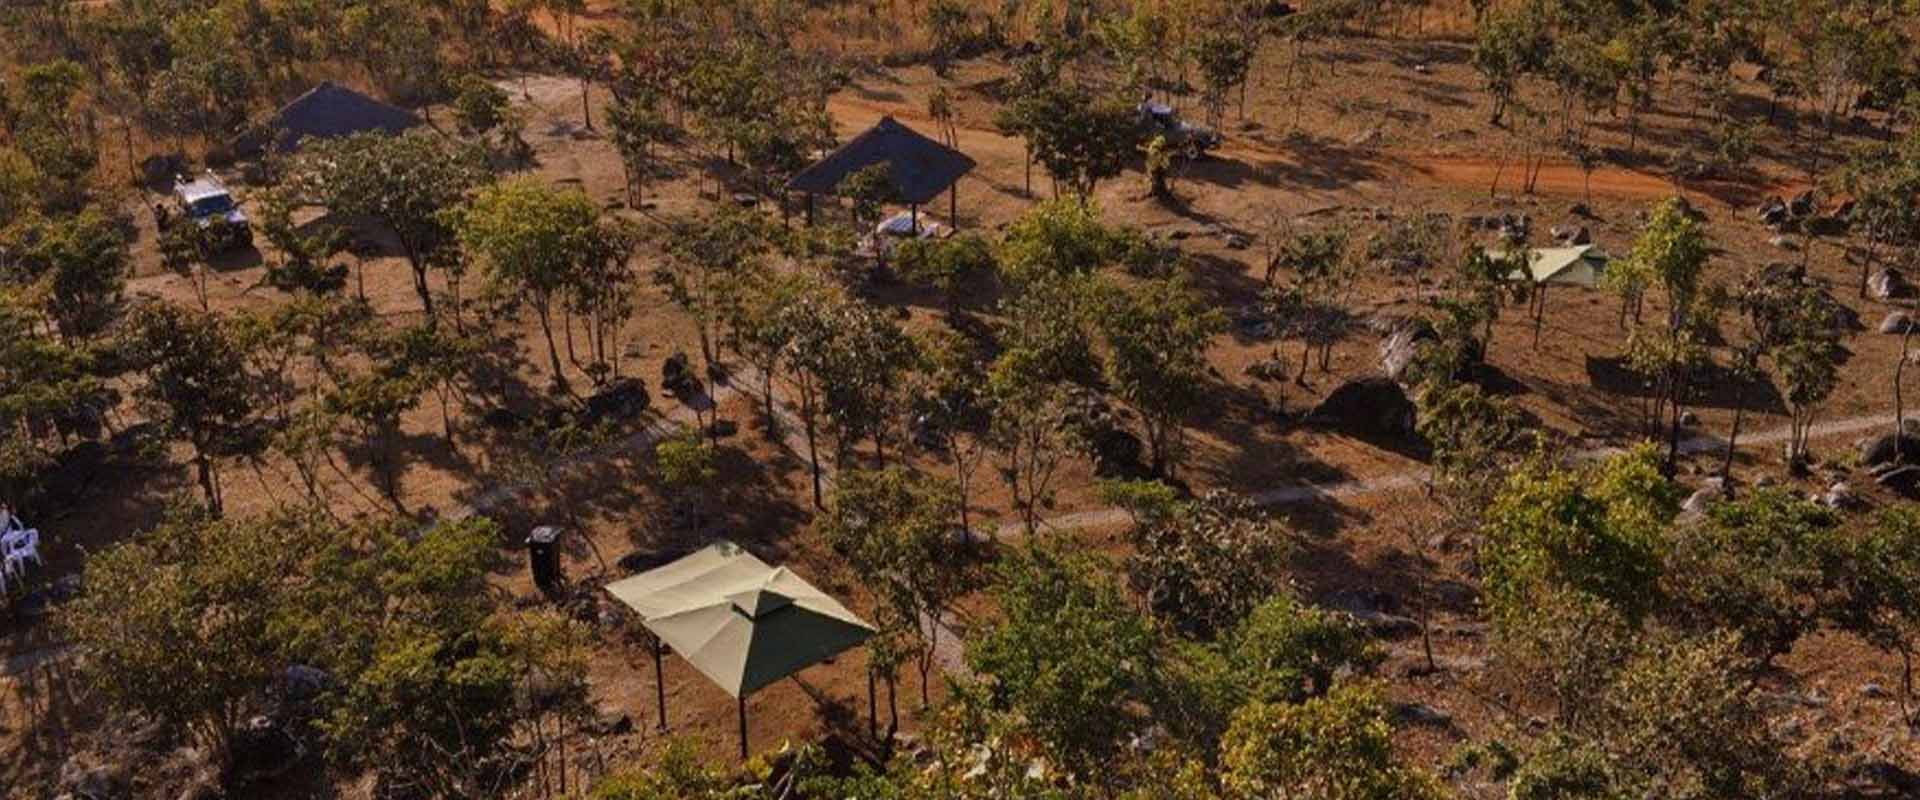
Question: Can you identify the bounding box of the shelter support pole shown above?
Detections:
[653,637,668,732]
[868,668,878,739]
[1533,284,1547,348]
[738,695,749,760]
[950,180,958,230]
[911,203,919,230]
[806,193,815,226]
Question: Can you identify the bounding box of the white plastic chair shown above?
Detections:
[2,527,40,582]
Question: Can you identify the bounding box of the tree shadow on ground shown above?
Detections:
[1585,355,1788,414]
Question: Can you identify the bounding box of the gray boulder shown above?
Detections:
[1789,189,1817,217]
[1308,378,1418,440]
[1860,431,1920,466]
[1758,197,1789,226]
[1869,268,1914,300]
[1822,481,1856,509]
[1879,312,1915,334]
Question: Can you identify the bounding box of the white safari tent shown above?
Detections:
[1496,244,1609,288]
[1490,244,1610,345]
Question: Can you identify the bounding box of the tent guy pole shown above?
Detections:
[738,695,750,760]
[653,636,668,732]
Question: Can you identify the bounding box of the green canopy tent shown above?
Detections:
[1490,244,1610,346]
[605,541,876,758]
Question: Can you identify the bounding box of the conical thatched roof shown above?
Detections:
[786,116,975,205]
[261,82,422,153]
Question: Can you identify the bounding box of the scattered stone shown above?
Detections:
[1224,233,1251,250]
[1789,189,1817,217]
[1875,464,1920,494]
[1682,487,1719,515]
[1767,235,1797,250]
[584,378,650,424]
[1860,683,1893,700]
[1353,610,1422,638]
[1679,410,1699,427]
[590,710,634,736]
[1806,214,1850,236]
[1412,63,1431,74]
[731,193,759,207]
[1821,481,1855,509]
[282,665,334,700]
[59,757,126,800]
[1879,311,1916,334]
[1758,197,1789,226]
[1168,228,1192,240]
[1569,202,1591,217]
[1869,268,1914,300]
[1379,320,1437,381]
[661,351,695,395]
[1350,128,1382,147]
[1755,475,1777,488]
[1394,702,1453,727]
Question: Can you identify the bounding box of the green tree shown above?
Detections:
[122,304,263,515]
[1480,446,1677,628]
[1114,487,1292,639]
[606,90,671,207]
[292,131,484,323]
[823,468,979,708]
[659,205,775,379]
[1415,380,1526,511]
[255,187,349,297]
[62,505,326,769]
[996,198,1132,287]
[1220,684,1447,800]
[1662,489,1841,666]
[838,162,898,235]
[1827,507,1920,725]
[452,74,512,138]
[1191,29,1255,125]
[7,205,128,339]
[1097,274,1227,477]
[1471,1,1550,126]
[967,545,1160,783]
[895,232,994,309]
[456,178,604,393]
[1005,84,1143,201]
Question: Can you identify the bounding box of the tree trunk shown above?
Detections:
[535,302,570,394]
[409,260,437,327]
[1898,326,1913,463]
[801,382,824,509]
[1721,382,1747,486]
[196,452,221,516]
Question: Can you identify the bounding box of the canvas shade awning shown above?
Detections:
[786,116,975,204]
[605,541,875,757]
[1494,244,1609,288]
